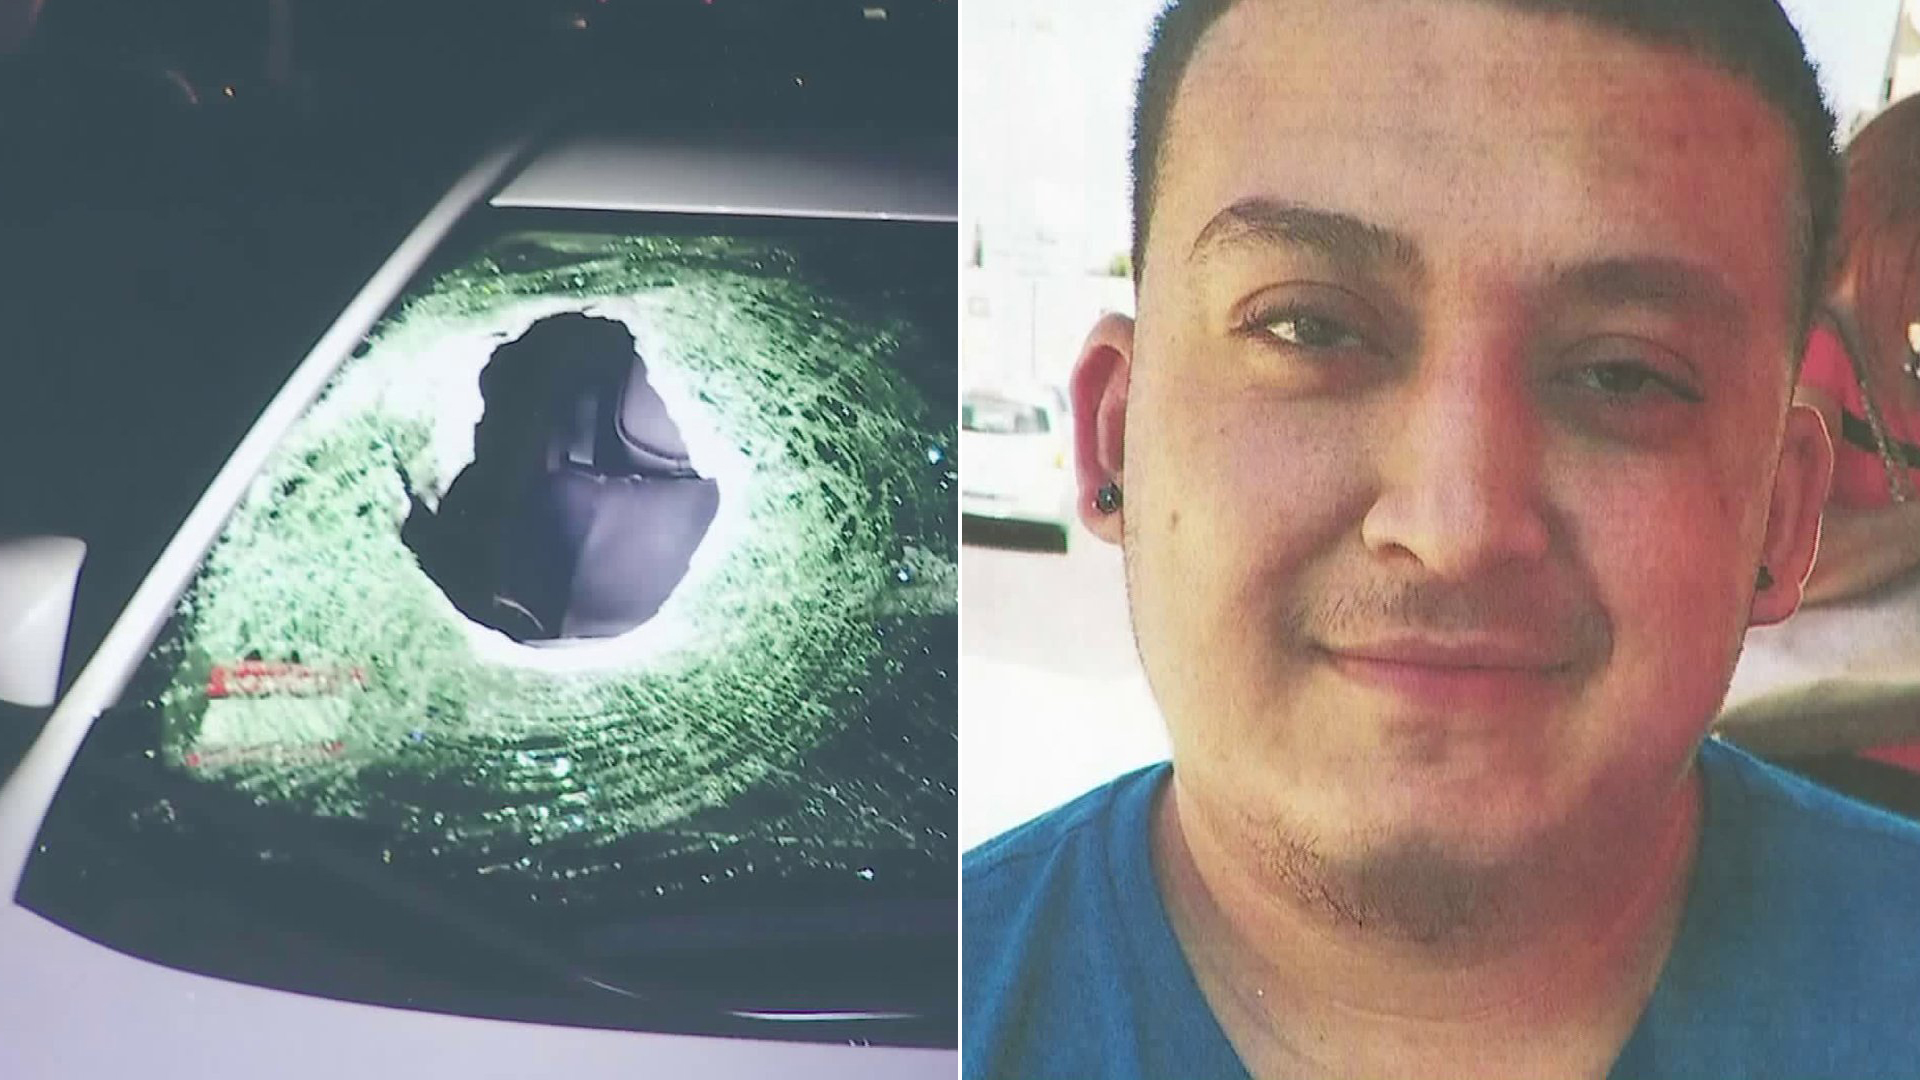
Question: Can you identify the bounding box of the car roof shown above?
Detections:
[491,130,954,221]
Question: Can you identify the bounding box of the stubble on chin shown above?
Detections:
[1248,819,1515,948]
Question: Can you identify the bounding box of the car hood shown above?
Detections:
[0,901,953,1079]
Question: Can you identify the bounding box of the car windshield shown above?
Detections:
[18,207,957,1046]
[962,394,1049,435]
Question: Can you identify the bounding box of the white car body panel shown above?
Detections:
[0,906,948,1078]
[0,535,87,708]
[493,134,955,221]
[958,431,1070,526]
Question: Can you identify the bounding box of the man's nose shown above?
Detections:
[1359,359,1552,579]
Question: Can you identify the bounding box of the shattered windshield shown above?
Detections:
[19,210,958,1045]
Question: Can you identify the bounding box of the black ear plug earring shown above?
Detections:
[1094,481,1123,515]
[1757,566,1775,591]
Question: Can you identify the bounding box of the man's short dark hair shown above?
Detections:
[1128,0,1840,336]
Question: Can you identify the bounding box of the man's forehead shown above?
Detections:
[1147,0,1799,334]
[1169,0,1779,154]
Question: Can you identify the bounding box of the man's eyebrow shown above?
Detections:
[1553,257,1747,331]
[1187,199,1424,275]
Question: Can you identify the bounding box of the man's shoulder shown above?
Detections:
[964,763,1233,1080]
[1640,739,1920,1072]
[967,765,1163,862]
[1698,737,1920,932]
[1701,736,1920,870]
[963,762,1167,934]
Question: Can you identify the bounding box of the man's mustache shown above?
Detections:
[1283,579,1611,665]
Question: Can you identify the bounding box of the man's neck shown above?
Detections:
[1151,768,1701,1080]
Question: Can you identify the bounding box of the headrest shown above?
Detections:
[610,357,699,477]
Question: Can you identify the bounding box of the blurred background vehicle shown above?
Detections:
[960,384,1072,551]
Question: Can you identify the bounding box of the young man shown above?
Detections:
[964,1,1920,1077]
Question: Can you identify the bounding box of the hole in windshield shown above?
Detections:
[402,312,721,643]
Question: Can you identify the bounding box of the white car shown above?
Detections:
[960,385,1074,549]
[0,113,956,1078]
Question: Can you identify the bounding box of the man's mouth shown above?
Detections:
[1319,637,1571,707]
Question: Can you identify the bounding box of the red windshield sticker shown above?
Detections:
[205,661,369,699]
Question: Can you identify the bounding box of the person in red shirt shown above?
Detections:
[1721,94,1920,782]
[1796,93,1920,605]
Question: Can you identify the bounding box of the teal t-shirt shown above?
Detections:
[963,738,1920,1079]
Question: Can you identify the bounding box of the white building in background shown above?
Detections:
[1768,0,1905,136]
[962,270,1133,391]
[1889,0,1920,106]
[959,0,1157,392]
[960,2,1148,279]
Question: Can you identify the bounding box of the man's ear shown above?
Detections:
[1751,400,1834,626]
[1070,313,1135,544]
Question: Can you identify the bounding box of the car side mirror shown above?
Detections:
[0,535,87,708]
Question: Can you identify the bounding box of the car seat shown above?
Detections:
[404,313,721,642]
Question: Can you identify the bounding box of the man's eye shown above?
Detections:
[1258,312,1364,349]
[1569,361,1701,404]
